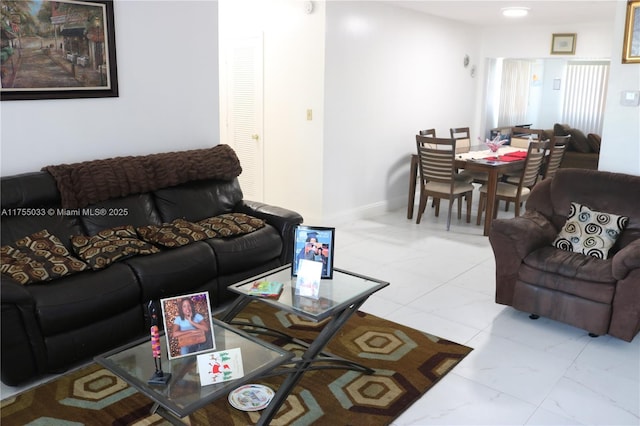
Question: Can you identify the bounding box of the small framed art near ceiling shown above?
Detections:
[551,33,577,55]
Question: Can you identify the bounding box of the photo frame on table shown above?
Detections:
[292,225,335,279]
[160,291,215,360]
[1,0,118,101]
[622,1,640,64]
[550,33,577,55]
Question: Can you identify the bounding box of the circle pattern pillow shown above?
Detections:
[553,202,628,259]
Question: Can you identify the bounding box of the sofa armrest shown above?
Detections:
[609,267,640,342]
[612,239,640,280]
[489,210,558,306]
[235,200,304,265]
[1,279,47,385]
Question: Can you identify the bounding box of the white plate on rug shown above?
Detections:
[228,384,274,411]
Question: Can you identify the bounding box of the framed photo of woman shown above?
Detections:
[160,291,215,360]
[292,225,335,279]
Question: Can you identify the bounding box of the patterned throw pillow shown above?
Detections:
[137,219,217,248]
[553,202,628,259]
[71,225,160,270]
[198,213,265,237]
[0,229,88,284]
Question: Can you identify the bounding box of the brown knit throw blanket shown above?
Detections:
[43,145,242,209]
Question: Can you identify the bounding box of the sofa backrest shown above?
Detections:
[527,169,640,249]
[1,174,245,244]
[2,146,246,245]
[0,172,84,250]
[153,179,243,223]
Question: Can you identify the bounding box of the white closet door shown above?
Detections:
[226,35,264,201]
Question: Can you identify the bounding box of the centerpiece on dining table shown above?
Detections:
[479,134,507,153]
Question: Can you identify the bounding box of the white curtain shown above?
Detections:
[497,59,533,127]
[561,61,609,135]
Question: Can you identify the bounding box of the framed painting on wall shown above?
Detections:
[1,0,118,101]
[623,0,640,63]
[551,33,577,55]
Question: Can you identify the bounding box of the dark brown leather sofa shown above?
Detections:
[1,146,303,386]
[489,169,640,341]
[543,123,600,170]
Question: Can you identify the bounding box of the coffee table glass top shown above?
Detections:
[228,264,389,321]
[95,318,293,418]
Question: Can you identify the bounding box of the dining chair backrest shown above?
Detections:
[543,136,569,180]
[518,141,548,190]
[416,135,457,186]
[419,129,436,137]
[449,127,471,153]
[510,127,544,149]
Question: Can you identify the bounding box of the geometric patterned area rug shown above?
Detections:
[1,301,472,425]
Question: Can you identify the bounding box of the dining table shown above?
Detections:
[407,146,528,236]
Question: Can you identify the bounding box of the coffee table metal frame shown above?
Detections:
[221,264,390,425]
[95,318,293,425]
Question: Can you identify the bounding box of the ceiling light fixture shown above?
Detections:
[501,7,529,18]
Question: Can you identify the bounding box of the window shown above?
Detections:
[497,59,534,127]
[561,61,609,135]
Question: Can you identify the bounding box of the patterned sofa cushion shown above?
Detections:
[553,202,628,259]
[198,213,265,237]
[71,225,160,270]
[137,219,217,248]
[1,229,88,284]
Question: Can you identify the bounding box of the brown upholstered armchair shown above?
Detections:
[489,169,640,342]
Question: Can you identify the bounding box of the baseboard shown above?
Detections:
[323,195,407,226]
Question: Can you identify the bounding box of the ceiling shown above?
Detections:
[386,1,617,27]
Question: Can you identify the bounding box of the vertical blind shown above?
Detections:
[561,61,609,135]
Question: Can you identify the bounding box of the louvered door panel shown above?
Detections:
[227,35,264,201]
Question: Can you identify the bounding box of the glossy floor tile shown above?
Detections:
[2,203,639,426]
[338,207,639,426]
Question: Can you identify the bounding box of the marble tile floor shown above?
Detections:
[2,203,639,425]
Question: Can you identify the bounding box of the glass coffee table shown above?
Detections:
[95,318,293,425]
[221,264,390,425]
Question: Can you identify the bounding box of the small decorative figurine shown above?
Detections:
[148,300,171,385]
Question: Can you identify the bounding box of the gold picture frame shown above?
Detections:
[622,1,640,63]
[551,33,577,55]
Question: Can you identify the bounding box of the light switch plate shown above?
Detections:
[620,90,640,107]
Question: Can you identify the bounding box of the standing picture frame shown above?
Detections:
[1,0,118,101]
[160,291,215,360]
[550,33,577,55]
[292,225,335,279]
[622,1,640,64]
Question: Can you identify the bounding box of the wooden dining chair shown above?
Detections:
[449,127,471,153]
[504,134,566,185]
[415,135,474,230]
[450,127,489,184]
[419,129,436,137]
[477,141,548,224]
[542,135,569,180]
[509,127,544,148]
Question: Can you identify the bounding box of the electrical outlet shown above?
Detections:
[306,109,313,121]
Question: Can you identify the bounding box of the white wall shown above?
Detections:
[0,1,219,176]
[323,1,482,223]
[599,0,640,175]
[481,21,614,59]
[218,0,326,224]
